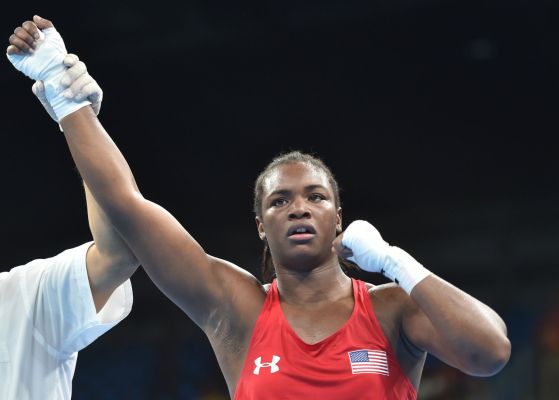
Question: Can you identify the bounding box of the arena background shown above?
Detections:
[1,1,557,399]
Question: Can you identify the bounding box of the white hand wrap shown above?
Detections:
[341,220,431,294]
[6,28,90,122]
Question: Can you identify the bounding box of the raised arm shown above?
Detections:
[60,107,265,330]
[7,16,264,332]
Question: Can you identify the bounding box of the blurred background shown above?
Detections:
[1,0,557,398]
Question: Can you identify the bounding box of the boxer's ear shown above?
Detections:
[336,207,342,234]
[256,216,266,240]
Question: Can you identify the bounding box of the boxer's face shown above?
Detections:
[256,162,342,271]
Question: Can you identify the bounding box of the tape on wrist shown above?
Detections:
[381,246,431,295]
[46,80,91,122]
[342,220,431,294]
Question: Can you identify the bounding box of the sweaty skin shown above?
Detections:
[8,15,510,397]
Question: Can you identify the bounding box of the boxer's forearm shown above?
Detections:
[61,107,140,220]
[339,221,510,376]
[407,275,510,376]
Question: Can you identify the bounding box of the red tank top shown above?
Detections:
[233,278,416,399]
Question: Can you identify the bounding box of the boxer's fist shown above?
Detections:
[340,220,388,273]
[7,16,65,81]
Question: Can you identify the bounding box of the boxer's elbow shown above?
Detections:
[463,335,511,377]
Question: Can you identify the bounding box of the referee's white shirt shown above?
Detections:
[0,242,133,400]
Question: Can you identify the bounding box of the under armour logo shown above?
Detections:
[253,355,281,375]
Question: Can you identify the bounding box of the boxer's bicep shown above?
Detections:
[108,195,258,328]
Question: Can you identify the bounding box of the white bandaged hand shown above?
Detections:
[33,54,103,124]
[341,220,431,294]
[7,27,90,121]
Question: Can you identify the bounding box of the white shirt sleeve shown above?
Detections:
[19,242,133,359]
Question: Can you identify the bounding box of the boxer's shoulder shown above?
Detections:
[368,282,409,320]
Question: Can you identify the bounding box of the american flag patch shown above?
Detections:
[348,349,389,376]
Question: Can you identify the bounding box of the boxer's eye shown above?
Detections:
[271,198,288,207]
[309,193,326,202]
